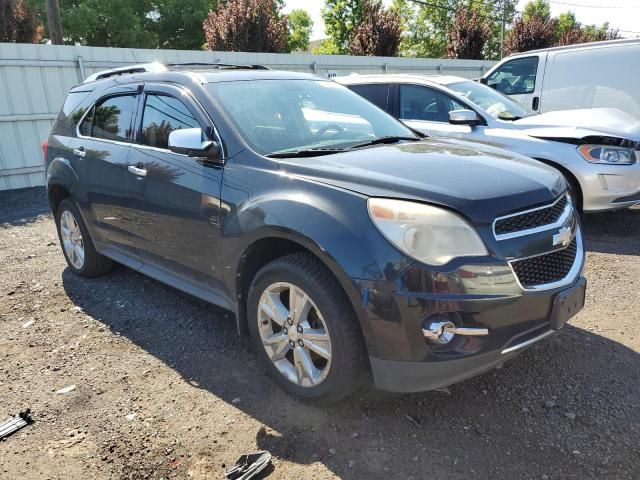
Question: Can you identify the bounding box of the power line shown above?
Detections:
[548,0,640,8]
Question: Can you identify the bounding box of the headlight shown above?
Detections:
[577,145,638,165]
[368,198,488,266]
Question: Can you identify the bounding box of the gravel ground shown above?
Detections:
[1,187,639,480]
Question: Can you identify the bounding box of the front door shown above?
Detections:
[126,84,227,302]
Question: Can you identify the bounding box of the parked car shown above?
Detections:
[338,74,640,212]
[45,64,586,403]
[479,39,640,119]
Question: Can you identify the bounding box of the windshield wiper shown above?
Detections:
[266,148,347,158]
[348,136,421,149]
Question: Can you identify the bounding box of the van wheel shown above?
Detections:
[55,199,112,277]
[247,253,367,404]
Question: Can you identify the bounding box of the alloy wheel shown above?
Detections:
[257,282,332,387]
[60,210,85,270]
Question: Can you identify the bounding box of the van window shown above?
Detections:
[140,94,200,150]
[80,95,137,142]
[348,84,390,111]
[486,56,539,95]
[399,85,464,122]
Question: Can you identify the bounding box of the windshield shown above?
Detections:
[206,79,417,155]
[447,80,535,120]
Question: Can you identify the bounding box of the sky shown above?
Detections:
[282,0,640,41]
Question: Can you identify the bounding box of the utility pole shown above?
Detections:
[499,0,506,59]
[46,0,64,45]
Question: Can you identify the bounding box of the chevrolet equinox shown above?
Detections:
[45,63,587,403]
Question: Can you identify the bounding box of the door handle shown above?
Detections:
[128,165,147,177]
[532,96,540,111]
[73,147,86,158]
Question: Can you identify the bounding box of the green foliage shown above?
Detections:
[392,0,517,60]
[321,0,363,54]
[555,11,577,39]
[287,9,313,52]
[522,0,551,22]
[151,0,216,50]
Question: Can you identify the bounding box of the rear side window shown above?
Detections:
[52,90,92,136]
[348,84,390,111]
[80,95,137,142]
[486,56,539,95]
[140,94,199,149]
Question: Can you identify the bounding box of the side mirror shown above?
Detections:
[168,128,221,160]
[479,77,488,85]
[448,109,481,126]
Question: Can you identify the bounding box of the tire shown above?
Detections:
[247,252,368,404]
[565,175,583,215]
[55,198,112,277]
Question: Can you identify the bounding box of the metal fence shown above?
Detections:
[0,43,496,190]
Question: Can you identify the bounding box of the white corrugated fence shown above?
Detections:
[0,43,495,190]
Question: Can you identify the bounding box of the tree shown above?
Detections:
[151,0,216,50]
[505,14,556,55]
[447,7,492,60]
[348,0,401,56]
[0,0,44,43]
[522,0,550,22]
[45,0,62,44]
[287,9,313,52]
[321,0,362,54]
[56,0,158,47]
[203,0,288,53]
[392,0,517,60]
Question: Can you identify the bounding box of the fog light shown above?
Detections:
[423,318,489,345]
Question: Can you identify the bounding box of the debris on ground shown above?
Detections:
[405,414,421,428]
[0,410,33,440]
[56,385,76,394]
[225,450,272,480]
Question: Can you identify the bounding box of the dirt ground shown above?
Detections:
[0,187,639,480]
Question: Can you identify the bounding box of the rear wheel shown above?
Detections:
[55,199,112,277]
[247,253,367,403]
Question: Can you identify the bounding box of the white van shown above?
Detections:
[480,39,640,119]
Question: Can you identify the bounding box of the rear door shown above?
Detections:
[126,83,226,298]
[346,83,391,113]
[74,86,142,265]
[483,54,546,111]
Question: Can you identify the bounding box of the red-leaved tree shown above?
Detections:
[447,7,492,60]
[505,14,556,55]
[0,0,43,43]
[203,0,288,53]
[348,0,401,57]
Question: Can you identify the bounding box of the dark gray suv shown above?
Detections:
[45,63,586,403]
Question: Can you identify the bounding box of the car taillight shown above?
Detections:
[42,139,48,161]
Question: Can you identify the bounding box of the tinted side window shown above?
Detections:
[486,56,539,95]
[399,85,462,122]
[348,84,390,111]
[80,95,137,142]
[140,94,199,149]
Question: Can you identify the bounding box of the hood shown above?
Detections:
[278,139,566,225]
[513,108,640,143]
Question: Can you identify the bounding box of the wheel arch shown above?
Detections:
[533,157,583,211]
[233,229,375,354]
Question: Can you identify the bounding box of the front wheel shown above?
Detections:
[247,253,368,403]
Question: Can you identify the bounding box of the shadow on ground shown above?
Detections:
[0,187,49,226]
[62,262,640,479]
[582,206,640,256]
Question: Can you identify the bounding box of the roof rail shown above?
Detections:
[167,62,271,70]
[83,62,168,83]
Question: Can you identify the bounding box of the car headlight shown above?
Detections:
[368,198,488,266]
[577,145,638,165]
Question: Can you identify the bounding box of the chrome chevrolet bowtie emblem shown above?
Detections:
[553,226,572,247]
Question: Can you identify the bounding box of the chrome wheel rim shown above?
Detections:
[257,282,332,387]
[60,210,85,270]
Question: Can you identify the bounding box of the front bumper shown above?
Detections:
[572,161,640,211]
[352,264,586,392]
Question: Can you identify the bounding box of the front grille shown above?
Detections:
[495,195,568,236]
[511,238,577,288]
